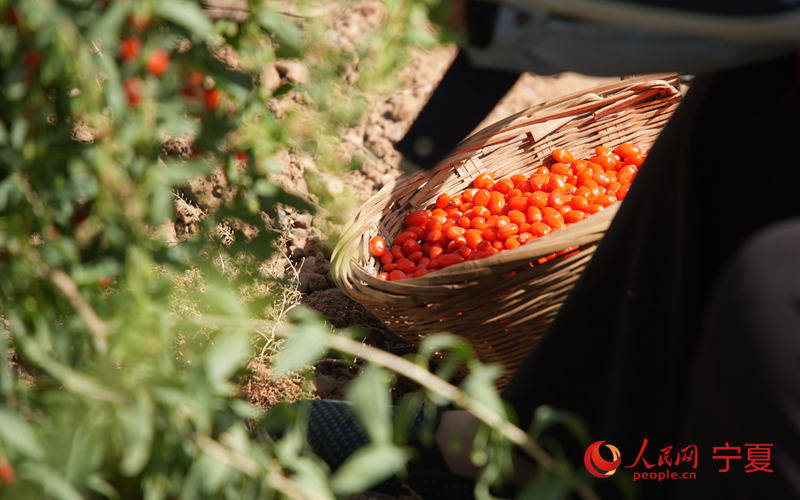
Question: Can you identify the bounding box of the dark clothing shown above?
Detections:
[676,219,800,498]
[395,2,519,169]
[500,54,800,498]
[615,0,800,15]
[395,51,519,170]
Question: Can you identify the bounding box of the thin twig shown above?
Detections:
[194,434,305,499]
[195,434,260,476]
[49,269,109,353]
[257,229,303,359]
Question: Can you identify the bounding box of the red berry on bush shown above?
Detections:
[4,8,20,29]
[187,71,204,87]
[23,49,41,70]
[0,460,15,485]
[146,49,170,77]
[123,77,143,107]
[120,36,141,62]
[73,208,88,225]
[203,88,221,111]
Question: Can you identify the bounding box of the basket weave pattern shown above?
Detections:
[332,75,681,385]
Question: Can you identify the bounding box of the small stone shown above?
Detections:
[314,374,337,397]
[290,246,306,260]
[262,64,282,92]
[358,2,384,25]
[366,137,391,158]
[72,122,96,143]
[162,136,191,158]
[267,98,285,118]
[386,93,415,122]
[319,173,344,196]
[298,271,329,293]
[311,256,330,275]
[293,213,312,229]
[298,257,330,292]
[287,227,309,249]
[274,60,310,86]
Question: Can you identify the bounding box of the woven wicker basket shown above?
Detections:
[331,74,681,386]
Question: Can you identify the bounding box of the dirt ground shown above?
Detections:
[168,3,615,406]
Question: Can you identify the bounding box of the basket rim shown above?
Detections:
[331,74,680,291]
[449,73,679,159]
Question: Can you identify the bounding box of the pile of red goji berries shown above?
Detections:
[369,144,645,280]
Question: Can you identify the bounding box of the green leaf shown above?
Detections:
[225,231,279,261]
[331,444,411,496]
[0,407,45,459]
[198,452,232,494]
[393,393,435,446]
[149,183,173,226]
[273,315,329,376]
[0,321,11,397]
[345,364,392,443]
[291,458,335,500]
[276,424,306,463]
[18,463,84,500]
[0,120,8,146]
[404,5,439,48]
[257,9,304,56]
[155,1,215,40]
[461,363,505,415]
[86,474,121,500]
[517,471,570,500]
[205,330,250,382]
[230,399,264,420]
[194,116,237,151]
[273,190,317,214]
[418,333,474,362]
[157,109,201,139]
[95,49,125,116]
[36,356,121,402]
[64,411,108,484]
[10,116,28,149]
[87,0,130,46]
[188,45,254,90]
[202,280,248,318]
[530,405,591,445]
[119,391,155,476]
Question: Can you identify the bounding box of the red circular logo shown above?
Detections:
[584,440,622,478]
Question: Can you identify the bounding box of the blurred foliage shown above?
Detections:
[0,0,597,498]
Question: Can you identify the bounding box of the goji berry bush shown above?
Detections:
[0,1,600,498]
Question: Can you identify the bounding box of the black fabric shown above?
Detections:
[302,400,475,498]
[500,54,800,499]
[395,51,519,170]
[614,0,799,16]
[465,1,500,48]
[676,219,800,498]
